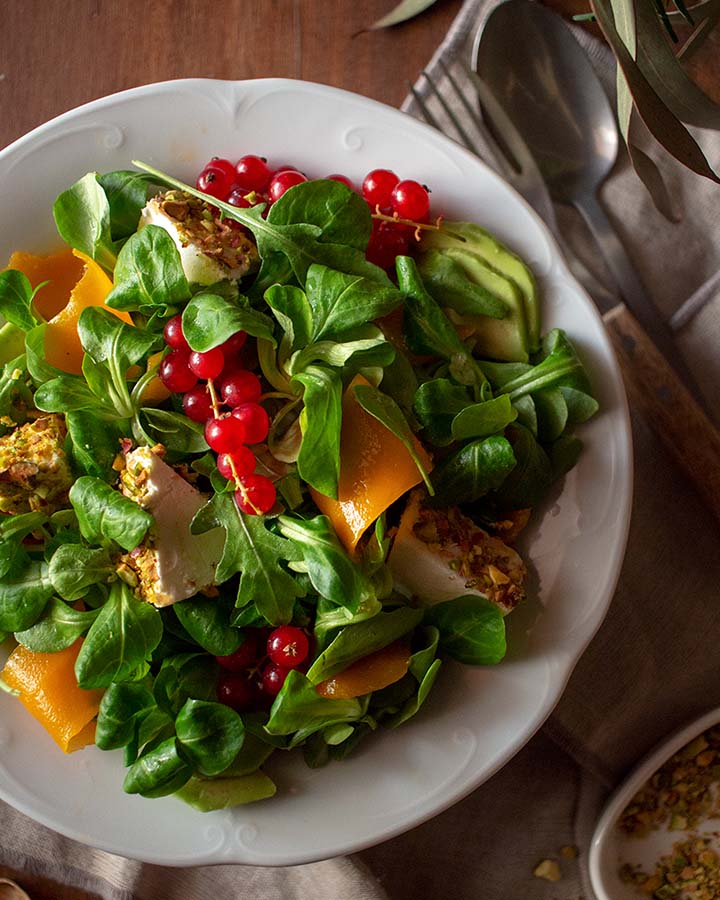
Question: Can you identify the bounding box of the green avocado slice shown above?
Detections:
[420,221,541,353]
[436,248,529,363]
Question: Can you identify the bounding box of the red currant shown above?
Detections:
[234,473,276,516]
[163,314,189,350]
[234,155,272,192]
[231,402,269,444]
[267,626,309,668]
[268,169,308,202]
[217,447,256,479]
[326,174,354,190]
[182,384,214,423]
[219,331,247,359]
[390,179,430,221]
[188,347,225,380]
[216,671,261,712]
[226,188,252,208]
[205,415,247,453]
[159,350,198,393]
[221,370,262,407]
[366,222,411,269]
[196,159,236,201]
[362,168,400,209]
[215,632,259,672]
[261,662,291,697]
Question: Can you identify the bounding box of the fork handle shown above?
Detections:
[574,191,703,401]
[603,301,720,524]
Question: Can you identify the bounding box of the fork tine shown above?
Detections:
[420,69,479,155]
[408,84,445,133]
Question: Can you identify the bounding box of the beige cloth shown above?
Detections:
[2,2,720,898]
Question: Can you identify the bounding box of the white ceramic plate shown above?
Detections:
[0,78,632,867]
[590,707,720,900]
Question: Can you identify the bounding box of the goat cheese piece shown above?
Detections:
[388,491,526,615]
[120,446,225,607]
[140,190,259,285]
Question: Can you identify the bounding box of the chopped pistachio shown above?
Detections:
[533,859,561,882]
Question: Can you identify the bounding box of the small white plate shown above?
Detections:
[589,706,720,899]
[0,77,632,867]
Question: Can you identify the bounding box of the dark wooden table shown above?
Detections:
[0,1,718,897]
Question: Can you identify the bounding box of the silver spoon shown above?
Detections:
[473,0,700,396]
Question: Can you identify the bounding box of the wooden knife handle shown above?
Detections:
[603,302,720,523]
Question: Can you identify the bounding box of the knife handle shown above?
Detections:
[603,302,720,523]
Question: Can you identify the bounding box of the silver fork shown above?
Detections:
[409,58,619,307]
[410,58,559,235]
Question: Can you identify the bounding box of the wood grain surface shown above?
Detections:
[0,2,718,898]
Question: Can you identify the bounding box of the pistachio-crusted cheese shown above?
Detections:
[388,490,526,614]
[119,445,225,607]
[0,415,72,514]
[140,190,260,284]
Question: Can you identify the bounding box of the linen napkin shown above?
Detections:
[2,4,720,899]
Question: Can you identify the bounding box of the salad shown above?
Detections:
[0,153,598,811]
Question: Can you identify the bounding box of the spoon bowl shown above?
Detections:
[474,0,701,394]
[474,0,618,204]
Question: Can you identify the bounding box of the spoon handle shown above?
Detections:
[603,302,720,524]
[573,192,703,401]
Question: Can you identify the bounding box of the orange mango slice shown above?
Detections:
[43,250,133,375]
[310,375,433,554]
[316,640,411,699]
[6,248,85,321]
[2,639,103,753]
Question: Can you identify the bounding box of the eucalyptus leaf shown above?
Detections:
[366,0,438,30]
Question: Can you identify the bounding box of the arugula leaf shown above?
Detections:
[191,491,303,625]
[14,596,100,652]
[425,595,506,665]
[0,270,41,332]
[181,291,277,352]
[75,581,163,689]
[105,224,190,314]
[353,382,434,493]
[292,364,343,499]
[53,172,117,272]
[277,514,374,612]
[69,476,153,551]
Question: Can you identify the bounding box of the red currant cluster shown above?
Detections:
[196,154,312,207]
[215,625,311,711]
[158,315,276,515]
[361,168,432,270]
[194,155,433,271]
